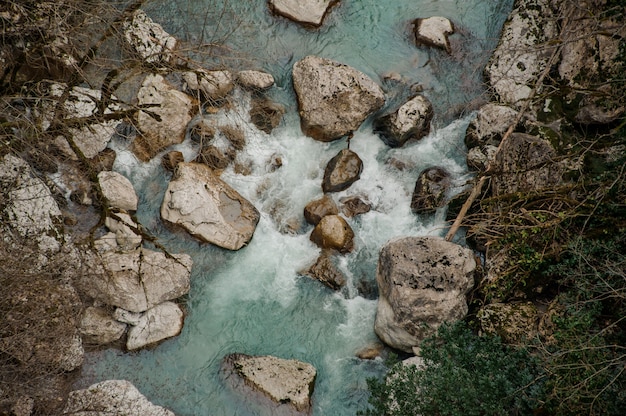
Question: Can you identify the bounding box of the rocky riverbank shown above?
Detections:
[1,0,623,414]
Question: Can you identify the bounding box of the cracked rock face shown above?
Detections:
[374,236,476,352]
[222,353,317,414]
[161,162,260,250]
[292,55,385,141]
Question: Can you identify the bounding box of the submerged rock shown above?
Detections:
[222,353,316,414]
[269,0,339,27]
[132,74,196,162]
[322,149,363,193]
[413,16,455,53]
[374,236,476,352]
[63,380,175,415]
[292,55,385,141]
[161,162,260,250]
[374,95,433,148]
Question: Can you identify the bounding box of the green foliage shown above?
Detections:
[540,231,626,415]
[360,322,544,416]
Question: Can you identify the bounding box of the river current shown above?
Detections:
[77,1,514,414]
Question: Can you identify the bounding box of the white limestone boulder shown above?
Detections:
[413,16,455,53]
[374,95,433,147]
[222,354,317,414]
[126,301,184,350]
[374,236,476,352]
[98,171,138,211]
[292,55,385,142]
[161,162,260,250]
[132,74,196,162]
[63,380,175,416]
[122,9,177,64]
[80,307,127,345]
[269,0,339,27]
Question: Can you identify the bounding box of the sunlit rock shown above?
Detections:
[269,0,339,27]
[63,380,175,415]
[322,149,363,193]
[410,167,452,215]
[122,9,177,64]
[374,236,476,352]
[98,171,138,211]
[132,74,196,162]
[222,353,316,414]
[182,69,234,102]
[485,0,558,107]
[374,95,433,148]
[292,55,385,141]
[304,194,339,225]
[413,16,455,53]
[299,250,346,290]
[80,307,127,345]
[126,301,184,350]
[161,162,260,250]
[310,214,354,254]
[85,247,192,313]
[236,70,275,90]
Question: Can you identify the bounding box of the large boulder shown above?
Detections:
[374,95,433,148]
[269,0,339,27]
[132,74,196,162]
[412,16,455,54]
[374,236,476,352]
[97,171,138,211]
[310,214,354,254]
[222,353,316,414]
[126,301,184,350]
[410,167,452,215]
[491,132,563,196]
[322,149,363,193]
[84,247,192,313]
[122,9,177,64]
[485,0,558,108]
[292,56,385,141]
[63,380,175,416]
[161,162,260,250]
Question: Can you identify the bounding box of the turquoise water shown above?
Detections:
[78,1,513,414]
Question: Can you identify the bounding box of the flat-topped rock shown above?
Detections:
[126,301,184,350]
[237,70,275,90]
[292,55,385,141]
[413,16,455,53]
[269,0,339,27]
[161,162,260,250]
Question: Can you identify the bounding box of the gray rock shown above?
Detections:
[464,103,519,150]
[413,16,455,53]
[86,248,192,313]
[63,379,175,415]
[98,171,138,211]
[310,214,354,254]
[292,56,385,141]
[269,0,339,27]
[183,69,234,102]
[322,149,363,193]
[80,307,127,345]
[126,302,184,350]
[485,0,558,107]
[222,353,316,414]
[491,132,563,195]
[374,95,433,148]
[410,167,452,215]
[236,70,275,90]
[161,162,260,250]
[132,74,196,162]
[304,195,338,225]
[122,9,177,64]
[374,236,476,352]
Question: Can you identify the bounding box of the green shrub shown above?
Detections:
[361,322,544,416]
